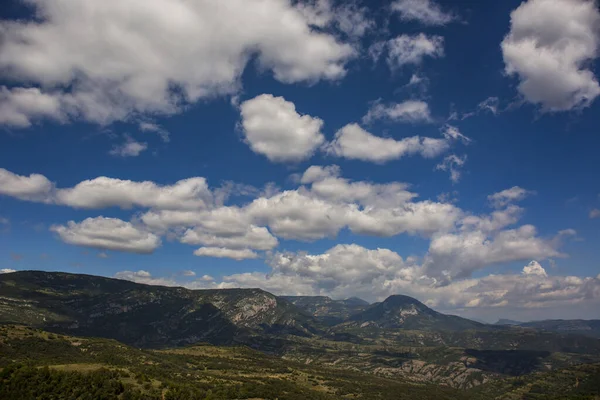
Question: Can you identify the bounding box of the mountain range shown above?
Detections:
[2,270,600,394]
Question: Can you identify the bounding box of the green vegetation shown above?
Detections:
[0,325,462,399]
[1,271,600,399]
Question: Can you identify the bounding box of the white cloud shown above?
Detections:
[50,217,161,254]
[0,166,572,277]
[522,260,547,277]
[309,176,416,208]
[488,186,535,208]
[363,100,432,124]
[193,247,258,260]
[300,165,341,184]
[423,225,563,281]
[391,0,457,26]
[461,205,523,234]
[239,94,325,162]
[326,123,449,163]
[436,154,467,183]
[109,136,148,157]
[56,176,213,210]
[298,0,374,39]
[386,34,444,69]
[114,270,177,286]
[501,0,600,111]
[0,168,55,203]
[0,87,65,127]
[246,190,351,240]
[0,269,17,274]
[181,224,278,251]
[139,122,170,142]
[0,0,355,127]
[181,270,196,277]
[97,252,109,259]
[590,209,600,219]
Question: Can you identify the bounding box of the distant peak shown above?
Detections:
[383,294,424,306]
[342,297,369,306]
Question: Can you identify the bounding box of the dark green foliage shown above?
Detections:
[0,365,140,400]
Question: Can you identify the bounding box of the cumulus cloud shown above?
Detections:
[300,165,341,184]
[0,87,65,127]
[0,0,355,127]
[501,0,600,111]
[239,94,325,162]
[1,168,218,211]
[181,224,278,251]
[461,205,524,234]
[386,34,444,69]
[362,100,432,124]
[436,154,467,183]
[423,225,563,281]
[1,166,573,274]
[50,217,161,254]
[109,136,148,157]
[488,186,535,208]
[193,247,258,260]
[59,177,213,211]
[326,123,449,163]
[522,260,547,277]
[590,209,600,219]
[0,168,55,203]
[391,0,457,26]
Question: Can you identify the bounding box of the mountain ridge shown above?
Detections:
[0,270,318,347]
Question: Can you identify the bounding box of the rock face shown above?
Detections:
[282,295,369,325]
[347,295,484,331]
[0,271,317,347]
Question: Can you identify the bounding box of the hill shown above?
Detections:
[0,270,318,347]
[346,294,485,331]
[282,295,369,325]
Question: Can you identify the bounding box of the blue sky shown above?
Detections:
[1,0,599,321]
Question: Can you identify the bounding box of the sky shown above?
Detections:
[0,0,599,322]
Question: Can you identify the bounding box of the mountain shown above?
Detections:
[519,319,600,338]
[3,270,600,394]
[0,270,318,347]
[346,294,485,331]
[282,295,369,325]
[495,319,523,325]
